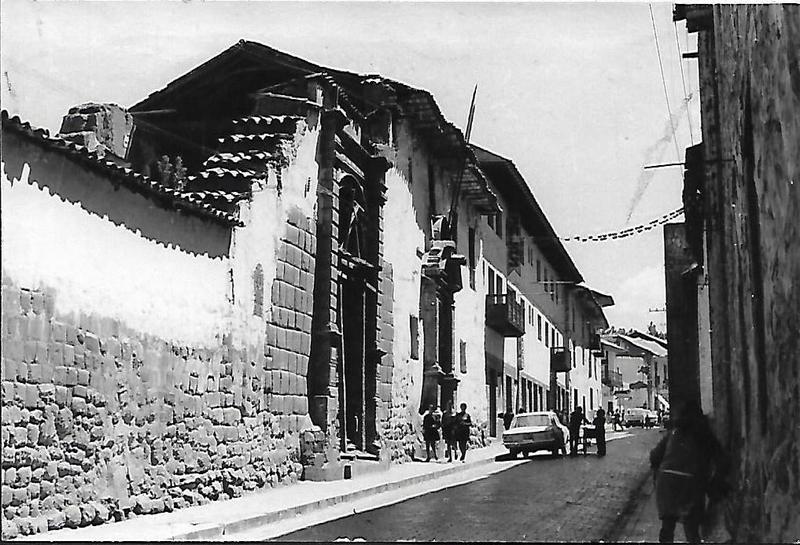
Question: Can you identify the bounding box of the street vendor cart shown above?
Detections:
[575,424,596,455]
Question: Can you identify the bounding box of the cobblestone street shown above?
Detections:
[277,428,662,542]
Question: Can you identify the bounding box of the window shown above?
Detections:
[487,268,495,294]
[536,259,541,282]
[590,389,594,411]
[537,315,542,341]
[551,328,556,348]
[488,214,495,229]
[460,340,467,373]
[496,212,503,238]
[545,323,550,347]
[410,315,419,359]
[468,227,476,290]
[252,264,264,317]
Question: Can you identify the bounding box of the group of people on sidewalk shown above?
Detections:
[421,402,473,463]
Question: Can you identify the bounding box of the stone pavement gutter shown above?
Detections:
[21,441,509,541]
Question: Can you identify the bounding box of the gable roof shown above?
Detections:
[617,334,668,358]
[131,40,499,214]
[471,143,582,283]
[2,111,242,227]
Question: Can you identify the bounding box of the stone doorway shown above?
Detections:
[337,175,380,455]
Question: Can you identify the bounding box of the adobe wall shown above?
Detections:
[699,5,800,541]
[0,124,321,539]
[381,165,426,462]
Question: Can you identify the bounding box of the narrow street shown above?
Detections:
[276,428,662,542]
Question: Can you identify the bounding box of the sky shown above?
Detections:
[1,1,699,331]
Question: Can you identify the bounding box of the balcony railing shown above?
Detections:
[550,347,571,372]
[602,367,623,389]
[485,293,525,337]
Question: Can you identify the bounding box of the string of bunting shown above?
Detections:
[560,207,684,243]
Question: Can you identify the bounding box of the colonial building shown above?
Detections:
[470,145,612,432]
[1,39,612,539]
[668,5,800,541]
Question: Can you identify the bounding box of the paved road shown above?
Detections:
[276,428,664,542]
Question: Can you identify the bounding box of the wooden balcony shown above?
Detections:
[485,293,525,337]
[602,366,624,389]
[550,347,571,372]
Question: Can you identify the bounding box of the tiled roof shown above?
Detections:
[2,111,243,227]
[617,334,668,358]
[129,40,500,214]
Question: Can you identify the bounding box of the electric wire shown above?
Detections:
[649,4,682,162]
[673,20,695,146]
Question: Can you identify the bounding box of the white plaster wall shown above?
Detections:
[518,294,551,388]
[382,166,425,427]
[1,162,229,347]
[453,241,490,426]
[228,124,319,351]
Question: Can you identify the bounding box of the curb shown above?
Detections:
[175,451,501,541]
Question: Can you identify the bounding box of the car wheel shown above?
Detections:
[509,448,520,458]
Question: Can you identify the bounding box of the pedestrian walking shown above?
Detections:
[422,403,441,462]
[441,401,457,462]
[568,406,589,456]
[453,403,472,462]
[593,408,607,456]
[649,400,730,543]
[613,409,624,431]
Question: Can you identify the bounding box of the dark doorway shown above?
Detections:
[336,175,379,453]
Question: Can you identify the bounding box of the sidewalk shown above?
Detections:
[21,441,509,542]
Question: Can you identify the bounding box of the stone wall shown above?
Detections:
[0,282,306,540]
[0,118,322,539]
[695,5,800,541]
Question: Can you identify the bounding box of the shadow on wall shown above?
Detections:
[2,134,232,259]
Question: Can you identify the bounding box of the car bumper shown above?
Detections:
[503,438,559,451]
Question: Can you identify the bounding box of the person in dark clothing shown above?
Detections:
[593,408,607,456]
[441,402,456,462]
[613,410,624,431]
[453,403,472,462]
[422,403,440,462]
[568,406,589,456]
[502,411,514,431]
[649,400,729,543]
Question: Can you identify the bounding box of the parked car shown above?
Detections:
[662,410,672,428]
[502,411,570,457]
[624,408,650,427]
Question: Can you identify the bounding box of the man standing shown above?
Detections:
[441,402,456,462]
[568,406,589,456]
[593,408,607,456]
[422,404,440,462]
[454,403,473,463]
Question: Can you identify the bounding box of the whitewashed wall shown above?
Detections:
[1,162,229,347]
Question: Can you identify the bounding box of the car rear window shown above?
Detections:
[512,415,551,428]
